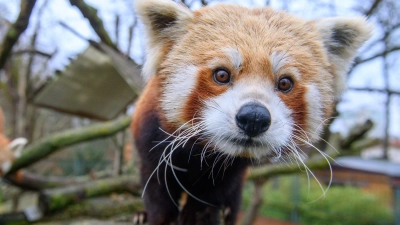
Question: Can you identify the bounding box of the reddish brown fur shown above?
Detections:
[132,76,162,137]
[279,84,308,132]
[133,1,372,223]
[157,6,334,132]
[182,67,229,123]
[0,107,13,176]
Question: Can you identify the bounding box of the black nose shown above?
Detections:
[235,103,271,137]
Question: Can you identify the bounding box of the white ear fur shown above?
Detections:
[1,160,12,174]
[315,17,373,96]
[9,137,28,158]
[135,0,194,81]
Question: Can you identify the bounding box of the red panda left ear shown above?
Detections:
[314,17,373,97]
[135,0,194,82]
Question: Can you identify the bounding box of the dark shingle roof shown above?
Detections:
[335,156,400,177]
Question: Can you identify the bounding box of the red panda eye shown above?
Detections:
[213,69,231,84]
[278,77,293,92]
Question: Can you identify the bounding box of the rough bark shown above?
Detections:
[5,170,113,190]
[42,196,144,221]
[4,116,132,175]
[38,175,141,213]
[0,0,37,70]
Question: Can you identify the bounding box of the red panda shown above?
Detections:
[0,107,27,176]
[131,0,372,224]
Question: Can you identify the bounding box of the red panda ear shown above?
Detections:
[314,17,373,97]
[135,0,194,81]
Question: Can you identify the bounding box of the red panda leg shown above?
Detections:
[140,166,181,225]
[179,197,221,225]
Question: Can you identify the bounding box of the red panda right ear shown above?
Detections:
[314,17,373,98]
[135,0,194,81]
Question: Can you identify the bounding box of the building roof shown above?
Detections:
[33,42,143,121]
[335,156,400,178]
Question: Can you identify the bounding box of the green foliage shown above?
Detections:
[0,186,3,203]
[58,139,112,176]
[242,175,394,225]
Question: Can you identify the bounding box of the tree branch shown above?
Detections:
[354,45,400,66]
[4,116,132,175]
[364,0,382,17]
[0,0,37,70]
[39,175,141,213]
[348,87,400,95]
[44,196,144,221]
[12,49,53,58]
[5,170,113,190]
[240,180,265,225]
[69,0,117,51]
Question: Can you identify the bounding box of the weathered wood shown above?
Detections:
[0,0,37,70]
[5,116,132,175]
[39,175,141,213]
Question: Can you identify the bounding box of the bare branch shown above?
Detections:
[364,0,382,17]
[12,49,53,58]
[340,119,373,149]
[348,87,400,95]
[69,0,117,51]
[127,21,136,56]
[39,175,141,213]
[240,180,265,225]
[4,116,131,175]
[0,0,37,70]
[4,170,112,190]
[353,45,400,67]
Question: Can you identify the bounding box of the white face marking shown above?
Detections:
[202,78,293,158]
[161,64,198,124]
[223,47,242,70]
[270,51,301,80]
[207,48,243,73]
[271,51,289,74]
[9,137,28,158]
[305,84,325,141]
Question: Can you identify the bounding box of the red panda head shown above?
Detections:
[135,0,372,158]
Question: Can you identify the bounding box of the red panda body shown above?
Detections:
[132,76,249,224]
[132,1,372,224]
[0,107,28,176]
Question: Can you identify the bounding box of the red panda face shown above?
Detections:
[136,1,372,158]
